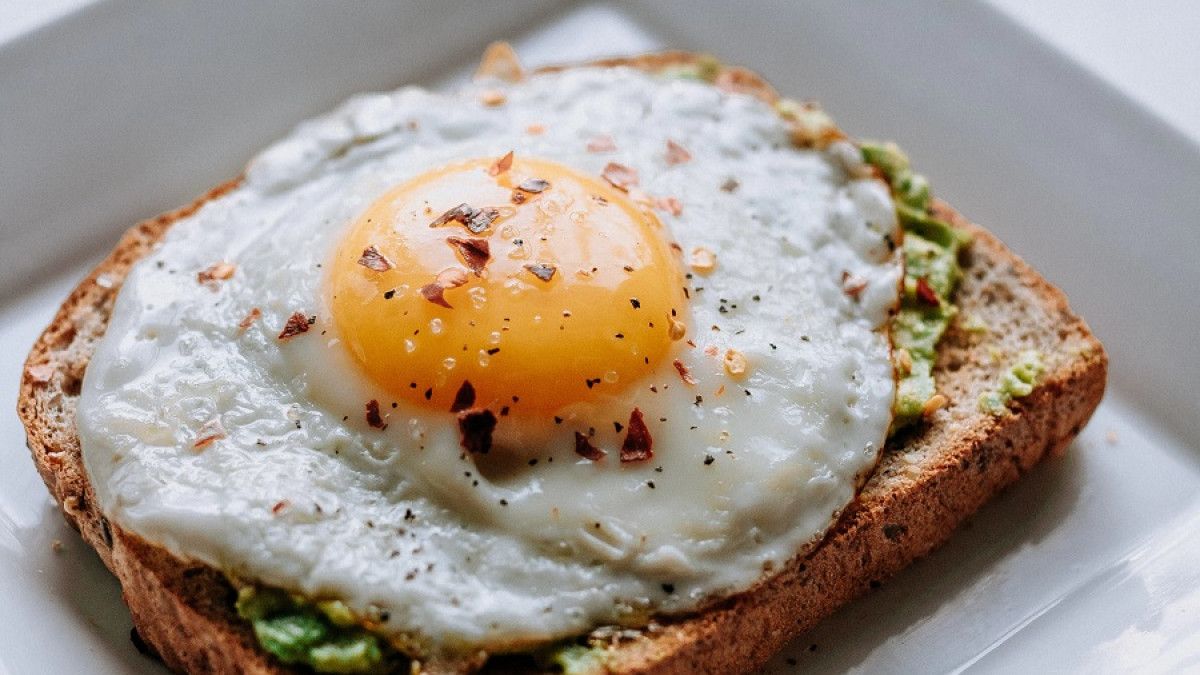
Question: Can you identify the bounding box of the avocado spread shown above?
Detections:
[860,141,972,429]
[979,350,1045,415]
[235,585,393,673]
[542,644,609,675]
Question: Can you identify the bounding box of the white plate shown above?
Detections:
[3,3,1199,673]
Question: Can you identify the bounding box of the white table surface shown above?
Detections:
[4,0,1199,147]
[986,0,1200,146]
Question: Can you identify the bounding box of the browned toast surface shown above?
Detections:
[16,53,1105,674]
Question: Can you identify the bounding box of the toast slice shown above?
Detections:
[16,53,1106,674]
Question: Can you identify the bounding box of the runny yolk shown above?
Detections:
[328,156,687,417]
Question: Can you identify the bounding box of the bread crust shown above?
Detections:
[16,54,1105,674]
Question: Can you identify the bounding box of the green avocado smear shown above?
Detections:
[979,350,1045,415]
[235,586,395,674]
[860,141,972,429]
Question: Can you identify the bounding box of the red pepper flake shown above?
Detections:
[431,203,476,227]
[192,418,226,450]
[420,268,469,308]
[620,408,653,463]
[601,162,639,192]
[510,191,527,205]
[915,277,940,306]
[654,196,684,216]
[238,307,262,332]
[272,500,289,514]
[357,245,393,272]
[446,236,491,275]
[479,89,506,106]
[516,178,551,194]
[197,262,236,286]
[488,150,514,177]
[475,41,523,82]
[665,139,692,165]
[430,204,500,234]
[457,408,497,455]
[365,399,387,430]
[278,312,314,340]
[574,432,605,461]
[672,359,697,385]
[841,270,868,300]
[524,262,556,282]
[587,135,616,153]
[450,380,476,413]
[419,283,450,308]
[467,207,499,233]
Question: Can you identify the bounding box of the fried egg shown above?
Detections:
[78,62,902,654]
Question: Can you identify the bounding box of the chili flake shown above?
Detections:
[357,245,393,272]
[620,408,653,463]
[192,418,226,450]
[197,262,236,286]
[665,139,692,165]
[237,307,262,332]
[672,359,697,385]
[479,89,506,107]
[431,203,477,228]
[431,204,499,234]
[525,263,556,282]
[574,432,605,461]
[488,150,514,176]
[587,135,616,153]
[278,312,314,340]
[516,178,551,194]
[601,162,639,191]
[467,207,500,233]
[842,270,868,300]
[474,41,523,82]
[446,236,491,275]
[654,196,684,216]
[420,267,469,308]
[915,277,940,306]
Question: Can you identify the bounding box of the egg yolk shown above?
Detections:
[328,156,687,417]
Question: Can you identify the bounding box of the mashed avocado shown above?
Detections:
[979,350,1045,415]
[542,644,609,675]
[235,586,391,673]
[860,141,971,428]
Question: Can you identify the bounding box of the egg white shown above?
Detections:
[78,66,901,652]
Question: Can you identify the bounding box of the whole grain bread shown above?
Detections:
[16,53,1106,674]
